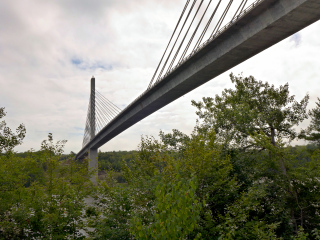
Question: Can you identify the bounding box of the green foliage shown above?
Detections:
[0,107,26,153]
[1,74,320,240]
[192,73,309,149]
[0,132,92,239]
[132,172,202,240]
[189,74,319,239]
[312,228,320,240]
[90,127,235,239]
[98,150,137,172]
[217,184,279,240]
[300,97,320,145]
[88,182,133,240]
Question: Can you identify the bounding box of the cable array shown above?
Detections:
[82,99,92,148]
[148,0,253,89]
[82,90,121,147]
[81,0,262,149]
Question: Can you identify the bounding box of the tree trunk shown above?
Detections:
[270,127,287,175]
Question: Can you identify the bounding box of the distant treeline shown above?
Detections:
[11,150,137,173]
[98,150,137,172]
[13,143,318,172]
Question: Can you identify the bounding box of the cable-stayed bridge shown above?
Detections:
[76,0,320,179]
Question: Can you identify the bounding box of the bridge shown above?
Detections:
[75,0,320,181]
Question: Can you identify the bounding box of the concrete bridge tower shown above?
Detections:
[89,77,98,184]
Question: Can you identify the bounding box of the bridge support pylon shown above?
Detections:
[89,148,98,184]
[89,76,98,184]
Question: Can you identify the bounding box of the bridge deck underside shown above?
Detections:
[76,0,320,159]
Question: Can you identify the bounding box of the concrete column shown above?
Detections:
[89,77,98,184]
[89,148,98,184]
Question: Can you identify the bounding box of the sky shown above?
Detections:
[1,0,319,154]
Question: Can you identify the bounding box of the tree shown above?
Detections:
[190,74,320,238]
[89,126,237,240]
[0,128,92,239]
[300,97,320,146]
[0,107,26,153]
[191,73,309,150]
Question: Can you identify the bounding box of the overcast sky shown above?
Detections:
[1,0,319,154]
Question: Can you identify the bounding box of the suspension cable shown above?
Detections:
[232,0,248,20]
[165,0,204,74]
[96,90,121,112]
[95,93,120,119]
[192,0,222,51]
[148,0,191,89]
[95,97,113,123]
[210,0,233,38]
[147,0,254,88]
[178,0,213,64]
[155,0,197,83]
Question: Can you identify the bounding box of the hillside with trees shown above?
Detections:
[1,73,320,239]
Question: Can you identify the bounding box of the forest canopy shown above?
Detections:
[1,73,320,239]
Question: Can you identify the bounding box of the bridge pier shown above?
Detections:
[88,148,98,184]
